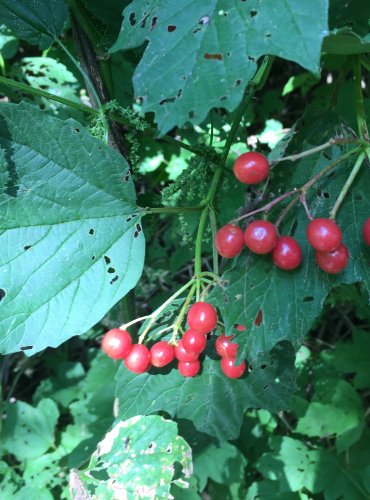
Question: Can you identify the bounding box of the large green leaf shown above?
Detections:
[110,0,328,134]
[0,0,68,49]
[116,342,296,442]
[211,112,370,362]
[0,102,144,355]
[74,415,192,499]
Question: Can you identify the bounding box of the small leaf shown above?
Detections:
[75,415,192,499]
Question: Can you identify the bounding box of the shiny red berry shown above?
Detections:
[272,236,302,270]
[233,152,270,185]
[124,344,151,373]
[244,220,278,254]
[187,302,218,334]
[221,357,247,378]
[215,335,238,358]
[315,243,349,274]
[150,341,175,367]
[307,218,342,252]
[363,218,370,246]
[178,360,201,377]
[101,329,132,359]
[182,329,207,355]
[174,339,199,362]
[215,224,244,258]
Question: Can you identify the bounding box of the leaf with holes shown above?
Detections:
[0,101,144,355]
[116,342,296,443]
[0,398,59,460]
[110,0,328,133]
[0,0,68,49]
[73,415,192,499]
[211,110,370,362]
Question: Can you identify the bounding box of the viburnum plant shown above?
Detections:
[0,0,370,497]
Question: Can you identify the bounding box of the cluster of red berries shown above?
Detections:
[101,302,247,378]
[215,152,370,274]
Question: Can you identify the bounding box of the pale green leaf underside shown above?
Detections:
[0,102,144,355]
[0,0,68,49]
[116,343,296,443]
[111,0,328,133]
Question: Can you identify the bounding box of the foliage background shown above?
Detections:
[0,0,369,498]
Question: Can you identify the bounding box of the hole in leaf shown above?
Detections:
[167,25,176,32]
[323,192,329,198]
[124,172,131,182]
[250,10,258,17]
[260,364,267,370]
[140,14,149,28]
[129,12,136,26]
[204,53,223,60]
[104,256,111,264]
[263,384,269,390]
[193,27,201,34]
[188,110,195,118]
[24,245,32,250]
[134,230,139,238]
[220,96,227,101]
[254,309,263,326]
[20,346,33,351]
[265,33,271,37]
[126,217,132,222]
[177,89,182,98]
[151,16,157,30]
[160,97,176,105]
[107,267,116,274]
[199,15,210,25]
[110,276,119,285]
[303,296,314,302]
[75,128,80,133]
[235,79,242,87]
[89,229,94,235]
[248,56,256,62]
[136,223,142,233]
[0,289,6,301]
[92,256,96,260]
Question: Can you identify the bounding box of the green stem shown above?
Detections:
[0,75,203,156]
[172,283,197,341]
[193,56,274,276]
[330,151,366,219]
[138,279,195,343]
[145,205,204,215]
[209,207,219,275]
[354,56,369,140]
[0,53,5,77]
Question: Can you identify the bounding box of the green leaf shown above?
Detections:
[295,379,364,449]
[322,329,370,389]
[0,398,59,460]
[323,29,370,55]
[76,415,192,499]
[193,442,247,491]
[211,112,370,361]
[116,342,296,442]
[256,436,336,494]
[110,0,328,134]
[0,25,19,59]
[0,0,68,49]
[0,102,144,355]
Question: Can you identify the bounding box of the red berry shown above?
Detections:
[215,335,238,358]
[182,329,207,355]
[187,302,218,334]
[315,243,349,274]
[272,236,302,270]
[363,218,370,246]
[233,152,270,185]
[221,357,247,378]
[244,220,278,254]
[124,344,151,373]
[174,339,199,362]
[150,341,175,367]
[306,218,342,252]
[235,324,246,331]
[215,224,244,258]
[101,329,132,359]
[178,360,200,377]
